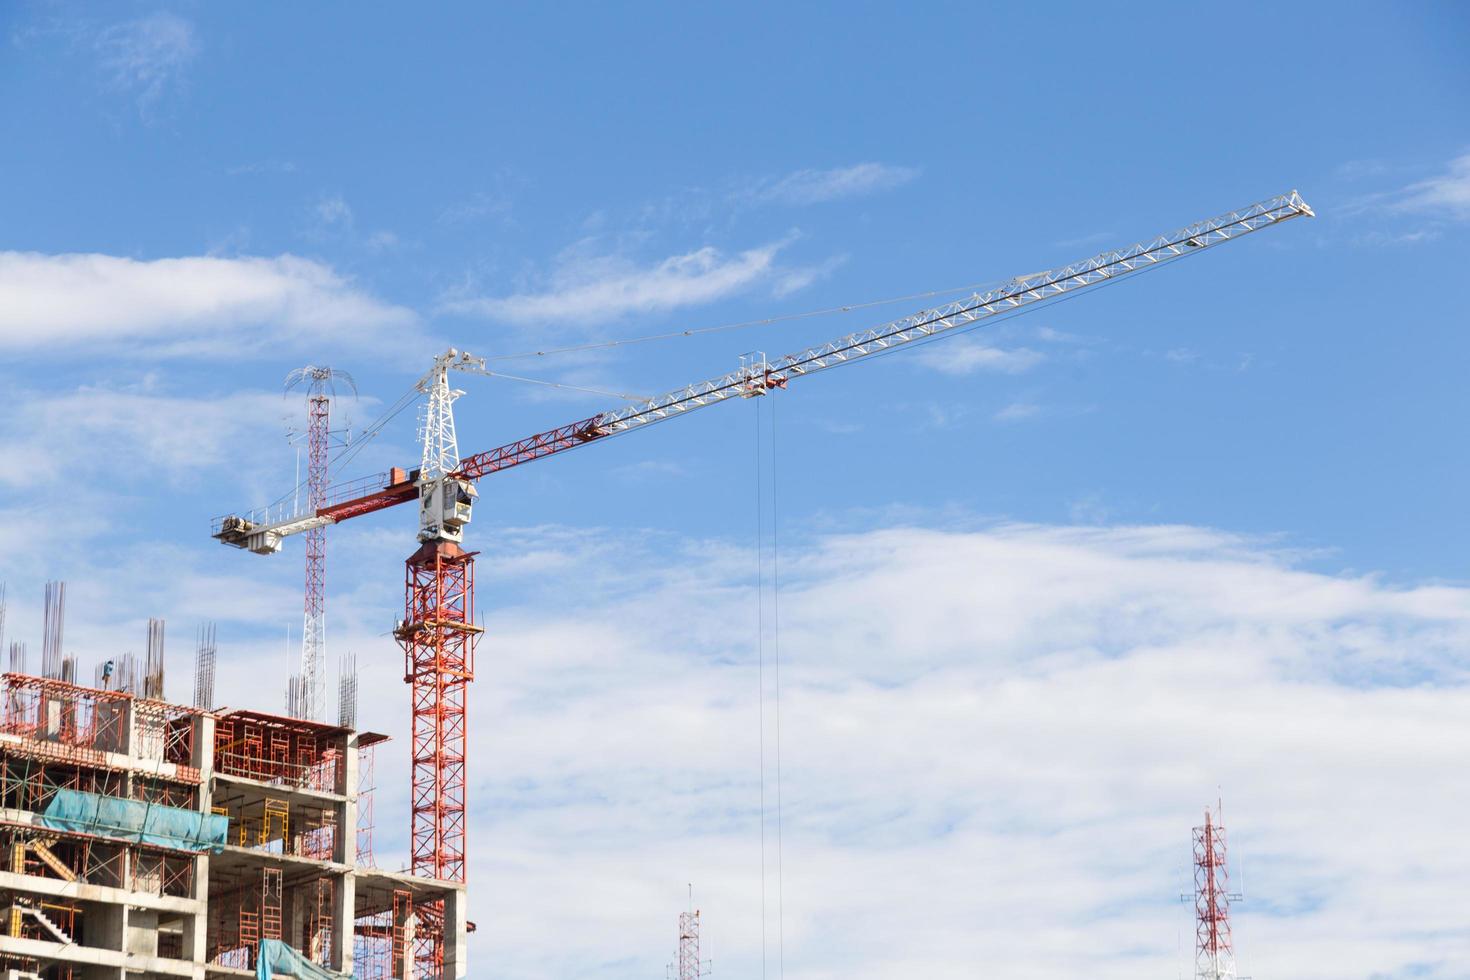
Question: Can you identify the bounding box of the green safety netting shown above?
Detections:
[255,938,349,980]
[39,787,229,853]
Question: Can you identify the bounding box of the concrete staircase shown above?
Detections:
[8,904,73,945]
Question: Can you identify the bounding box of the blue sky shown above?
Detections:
[2,3,1469,977]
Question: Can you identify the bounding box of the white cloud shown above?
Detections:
[772,254,848,298]
[755,162,919,205]
[363,230,401,251]
[1350,229,1441,247]
[915,336,1044,375]
[373,520,1469,978]
[440,190,514,225]
[94,12,198,118]
[1035,325,1087,345]
[314,194,354,229]
[439,171,528,226]
[1341,151,1470,229]
[442,239,792,325]
[226,160,298,177]
[1395,152,1470,218]
[1055,230,1116,249]
[0,251,417,356]
[993,400,1041,421]
[0,384,289,491]
[7,506,1469,978]
[1335,159,1389,180]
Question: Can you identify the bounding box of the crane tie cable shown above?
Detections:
[756,399,768,980]
[754,395,787,980]
[460,369,648,403]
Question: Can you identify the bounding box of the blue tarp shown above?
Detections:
[255,939,348,980]
[39,788,229,853]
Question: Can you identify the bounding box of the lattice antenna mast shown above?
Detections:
[1192,802,1243,980]
[667,887,711,980]
[286,365,356,721]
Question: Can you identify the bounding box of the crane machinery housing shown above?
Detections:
[211,190,1314,978]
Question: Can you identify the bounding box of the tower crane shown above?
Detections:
[211,190,1313,974]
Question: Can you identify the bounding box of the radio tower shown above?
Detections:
[1192,802,1242,980]
[286,366,354,721]
[667,887,710,980]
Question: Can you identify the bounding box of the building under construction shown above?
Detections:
[0,663,467,978]
[0,192,1315,978]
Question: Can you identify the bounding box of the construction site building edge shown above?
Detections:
[0,670,466,980]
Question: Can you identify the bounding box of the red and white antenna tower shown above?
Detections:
[1191,802,1242,980]
[286,366,355,721]
[667,887,710,980]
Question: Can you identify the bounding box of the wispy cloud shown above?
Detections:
[1055,230,1117,249]
[993,400,1041,422]
[0,251,417,356]
[752,162,919,206]
[1035,325,1088,345]
[440,190,514,225]
[772,253,848,297]
[439,170,528,226]
[226,161,298,177]
[313,194,354,229]
[1335,159,1389,180]
[0,384,291,491]
[94,12,198,119]
[915,336,1044,376]
[363,230,401,252]
[1340,151,1470,227]
[1393,151,1470,218]
[1350,229,1441,247]
[442,238,795,325]
[304,193,403,252]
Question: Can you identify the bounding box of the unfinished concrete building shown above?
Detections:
[0,671,467,979]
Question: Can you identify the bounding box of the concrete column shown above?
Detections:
[191,714,215,775]
[333,872,355,974]
[120,698,135,757]
[338,734,358,866]
[183,713,214,966]
[181,854,208,966]
[441,887,469,980]
[335,733,360,974]
[87,900,126,957]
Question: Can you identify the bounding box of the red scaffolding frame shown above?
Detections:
[353,887,412,980]
[213,709,344,792]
